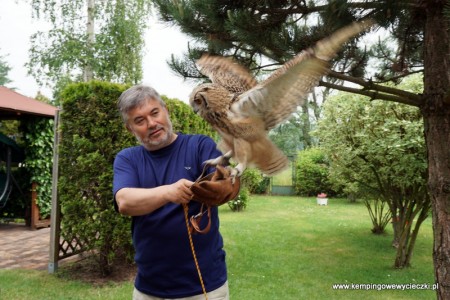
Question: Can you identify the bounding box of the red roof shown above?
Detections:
[0,86,57,118]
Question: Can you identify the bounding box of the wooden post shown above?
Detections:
[49,109,60,274]
[31,182,38,230]
[30,182,51,230]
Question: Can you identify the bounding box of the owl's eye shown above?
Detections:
[194,97,202,105]
[195,93,208,106]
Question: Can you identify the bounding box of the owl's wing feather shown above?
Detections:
[233,53,328,129]
[231,19,374,130]
[197,54,258,94]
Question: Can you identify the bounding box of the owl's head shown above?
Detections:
[189,83,214,117]
[189,82,232,118]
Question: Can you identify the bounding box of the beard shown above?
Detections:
[136,117,174,151]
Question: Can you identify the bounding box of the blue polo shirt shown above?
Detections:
[113,134,227,298]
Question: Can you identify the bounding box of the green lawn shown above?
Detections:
[221,196,435,299]
[0,196,436,299]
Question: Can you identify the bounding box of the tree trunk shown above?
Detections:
[405,208,430,268]
[394,221,411,268]
[423,104,450,298]
[300,102,312,147]
[422,2,450,298]
[84,0,95,82]
[391,215,401,248]
[392,203,427,268]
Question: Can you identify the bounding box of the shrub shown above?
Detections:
[58,81,135,274]
[240,168,269,194]
[228,187,249,212]
[23,117,54,218]
[293,147,335,197]
[58,81,218,274]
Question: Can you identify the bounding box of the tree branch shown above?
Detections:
[320,80,420,106]
[322,71,423,106]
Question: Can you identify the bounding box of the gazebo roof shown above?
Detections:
[0,86,57,119]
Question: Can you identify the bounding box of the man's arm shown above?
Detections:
[115,179,194,216]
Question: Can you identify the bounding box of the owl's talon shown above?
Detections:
[228,167,238,184]
[203,156,223,167]
[203,150,233,168]
[227,164,244,184]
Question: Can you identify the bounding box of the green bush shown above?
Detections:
[228,187,249,212]
[23,117,54,218]
[58,81,217,274]
[293,147,335,197]
[58,81,134,274]
[163,96,217,139]
[240,168,269,194]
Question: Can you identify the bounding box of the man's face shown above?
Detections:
[126,98,176,151]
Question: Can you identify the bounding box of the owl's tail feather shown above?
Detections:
[251,137,289,176]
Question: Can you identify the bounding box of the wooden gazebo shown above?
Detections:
[0,86,57,118]
[0,86,58,229]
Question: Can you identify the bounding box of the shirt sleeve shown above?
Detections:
[112,149,139,211]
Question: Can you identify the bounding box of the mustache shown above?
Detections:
[148,125,164,136]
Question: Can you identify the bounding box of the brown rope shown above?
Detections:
[183,203,208,300]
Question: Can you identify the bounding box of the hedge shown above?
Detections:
[58,81,216,274]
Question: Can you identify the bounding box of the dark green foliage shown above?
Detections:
[58,81,218,274]
[162,96,217,139]
[0,166,31,221]
[240,168,269,194]
[228,187,249,212]
[294,147,335,197]
[58,81,134,274]
[152,1,370,82]
[23,117,54,218]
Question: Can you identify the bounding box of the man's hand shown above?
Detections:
[167,179,194,204]
[115,179,194,216]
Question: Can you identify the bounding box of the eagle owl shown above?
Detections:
[189,20,373,178]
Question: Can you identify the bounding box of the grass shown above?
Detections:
[221,196,435,299]
[0,268,132,299]
[0,196,436,299]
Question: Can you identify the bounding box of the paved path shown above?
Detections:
[0,223,51,270]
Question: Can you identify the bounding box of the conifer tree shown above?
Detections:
[153,1,450,298]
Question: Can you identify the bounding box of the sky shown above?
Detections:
[0,0,195,103]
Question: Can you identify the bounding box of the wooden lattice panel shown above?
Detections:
[58,235,86,259]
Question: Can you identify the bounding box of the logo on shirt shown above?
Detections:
[184,166,191,170]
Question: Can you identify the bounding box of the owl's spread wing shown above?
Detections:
[231,19,374,130]
[196,54,258,94]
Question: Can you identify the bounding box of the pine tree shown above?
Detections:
[153,1,450,298]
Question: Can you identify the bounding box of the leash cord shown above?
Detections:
[183,203,208,300]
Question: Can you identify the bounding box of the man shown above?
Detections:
[113,85,229,299]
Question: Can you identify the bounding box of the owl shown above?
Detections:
[189,20,374,179]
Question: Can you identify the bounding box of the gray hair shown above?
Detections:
[117,85,166,123]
